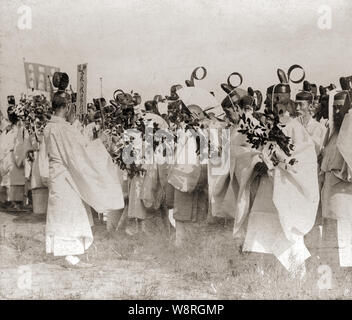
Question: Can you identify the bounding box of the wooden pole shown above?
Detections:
[100,77,103,98]
[99,77,105,130]
[23,57,29,97]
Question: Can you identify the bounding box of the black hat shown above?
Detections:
[153,95,165,102]
[112,90,134,107]
[296,91,314,103]
[7,95,15,106]
[266,84,291,94]
[52,72,69,91]
[265,84,291,109]
[220,72,246,111]
[185,67,207,87]
[303,80,318,98]
[333,91,351,107]
[266,65,305,105]
[93,97,107,110]
[238,87,263,112]
[144,100,160,115]
[340,76,352,91]
[221,72,243,97]
[166,84,182,101]
[239,95,255,108]
[319,84,336,96]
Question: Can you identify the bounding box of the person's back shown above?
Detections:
[320,91,352,267]
[44,117,66,170]
[43,93,124,267]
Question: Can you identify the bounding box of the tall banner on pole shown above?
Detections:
[24,62,60,92]
[77,63,88,115]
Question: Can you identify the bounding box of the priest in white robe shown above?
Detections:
[295,91,328,255]
[233,100,319,277]
[0,107,29,210]
[320,91,352,267]
[295,91,327,155]
[42,93,124,268]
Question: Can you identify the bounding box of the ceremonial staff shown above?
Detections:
[47,74,54,102]
[99,76,106,130]
[23,57,29,97]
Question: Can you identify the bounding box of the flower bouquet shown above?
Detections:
[237,109,298,174]
[103,92,165,179]
[14,95,52,139]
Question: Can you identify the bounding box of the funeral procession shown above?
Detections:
[0,0,352,301]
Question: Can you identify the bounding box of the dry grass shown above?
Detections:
[1,217,352,299]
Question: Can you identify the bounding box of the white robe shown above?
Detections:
[321,111,352,266]
[208,124,237,219]
[233,116,319,271]
[43,116,124,256]
[305,118,327,155]
[0,125,30,201]
[83,122,96,142]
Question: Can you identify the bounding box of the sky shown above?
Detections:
[0,0,351,113]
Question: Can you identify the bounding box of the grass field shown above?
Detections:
[0,212,351,300]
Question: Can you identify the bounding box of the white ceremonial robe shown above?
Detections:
[43,116,124,256]
[302,118,327,250]
[305,118,327,155]
[83,122,96,142]
[29,135,47,190]
[0,125,30,201]
[208,124,237,219]
[233,116,319,271]
[321,111,352,267]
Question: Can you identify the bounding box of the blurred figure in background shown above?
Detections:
[320,91,352,268]
[0,106,28,211]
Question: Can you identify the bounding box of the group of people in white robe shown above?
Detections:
[1,70,352,278]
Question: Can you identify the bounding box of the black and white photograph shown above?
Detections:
[0,0,351,303]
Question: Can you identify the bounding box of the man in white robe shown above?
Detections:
[295,91,328,255]
[26,129,50,215]
[0,107,29,211]
[320,91,352,267]
[207,117,235,221]
[296,91,327,155]
[42,93,124,268]
[127,102,170,236]
[233,100,319,277]
[168,105,209,247]
[0,110,9,206]
[83,108,100,142]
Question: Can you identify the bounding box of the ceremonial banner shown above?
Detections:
[77,63,88,115]
[24,62,60,92]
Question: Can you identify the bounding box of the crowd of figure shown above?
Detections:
[0,67,351,278]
